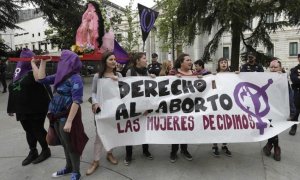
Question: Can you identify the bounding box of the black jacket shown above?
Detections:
[290,64,300,89]
[7,71,52,118]
[240,63,264,72]
[147,62,161,76]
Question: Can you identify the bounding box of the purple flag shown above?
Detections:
[138,3,159,42]
[113,40,129,64]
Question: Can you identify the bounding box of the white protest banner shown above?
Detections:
[96,73,297,150]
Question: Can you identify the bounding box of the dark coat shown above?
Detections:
[7,71,52,120]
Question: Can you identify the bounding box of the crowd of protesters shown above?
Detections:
[4,48,299,180]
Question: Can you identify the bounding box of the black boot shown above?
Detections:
[263,142,273,156]
[22,149,38,166]
[273,146,281,161]
[289,124,297,136]
[32,148,51,164]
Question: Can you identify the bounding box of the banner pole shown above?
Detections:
[143,41,145,52]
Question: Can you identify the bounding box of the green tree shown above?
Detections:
[155,0,186,59]
[285,0,300,26]
[0,0,20,31]
[110,10,123,32]
[176,0,300,70]
[121,0,140,52]
[0,38,11,57]
[0,0,20,55]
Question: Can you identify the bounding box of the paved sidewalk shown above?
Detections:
[0,77,299,180]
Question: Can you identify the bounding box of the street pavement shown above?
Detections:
[0,77,300,180]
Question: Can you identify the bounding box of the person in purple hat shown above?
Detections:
[7,48,52,166]
[31,50,88,180]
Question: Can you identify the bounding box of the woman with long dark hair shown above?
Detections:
[168,53,194,163]
[86,51,121,175]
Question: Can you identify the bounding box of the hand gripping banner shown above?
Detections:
[96,73,297,150]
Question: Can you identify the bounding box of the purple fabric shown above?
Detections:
[195,69,210,75]
[13,49,35,82]
[38,74,56,85]
[54,50,82,88]
[70,74,83,104]
[113,40,129,64]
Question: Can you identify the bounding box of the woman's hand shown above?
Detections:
[44,56,52,62]
[64,103,79,133]
[63,121,72,133]
[143,111,149,116]
[40,57,51,65]
[92,103,100,114]
[38,57,49,79]
[31,58,40,64]
[31,58,40,81]
[149,74,156,78]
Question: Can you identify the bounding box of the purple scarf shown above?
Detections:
[54,50,82,88]
[13,49,35,82]
[198,69,209,75]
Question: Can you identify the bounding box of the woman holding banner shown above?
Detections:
[168,53,194,163]
[262,60,296,161]
[86,51,120,175]
[211,58,233,157]
[31,50,88,180]
[124,52,154,166]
